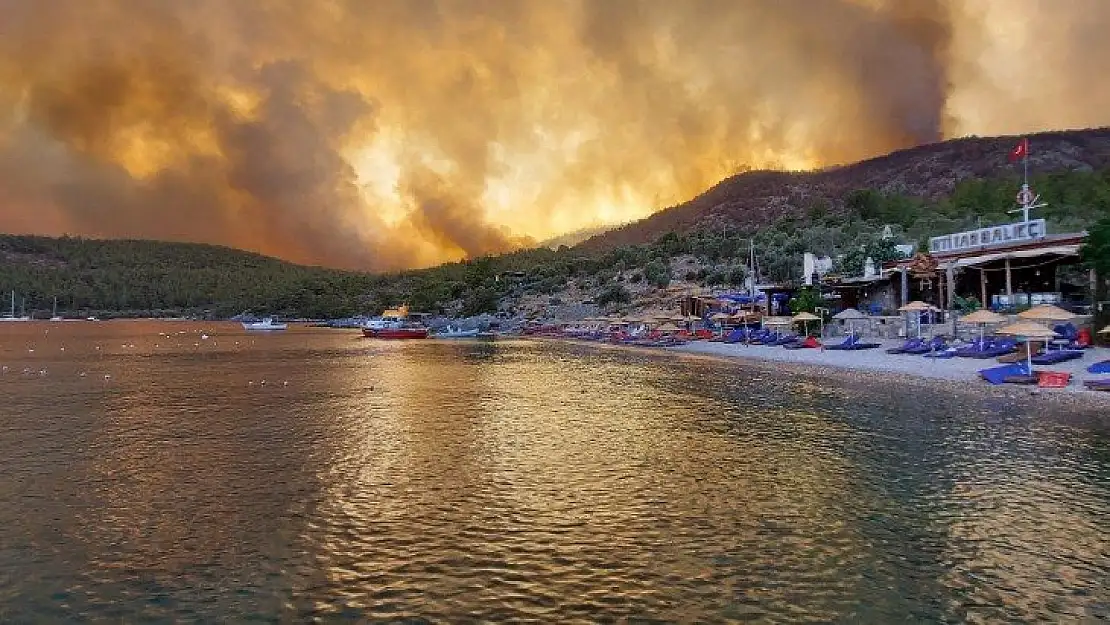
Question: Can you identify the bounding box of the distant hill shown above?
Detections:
[578,127,1110,251]
[0,235,379,318]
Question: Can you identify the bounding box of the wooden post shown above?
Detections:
[901,268,909,336]
[980,268,988,309]
[946,264,956,335]
[946,265,955,310]
[900,268,909,307]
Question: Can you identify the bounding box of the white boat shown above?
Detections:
[434,325,480,338]
[0,291,31,322]
[242,317,288,331]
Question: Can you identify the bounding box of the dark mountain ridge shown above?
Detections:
[578,127,1110,251]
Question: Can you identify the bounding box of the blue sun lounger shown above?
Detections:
[1087,360,1110,374]
[886,337,924,354]
[1031,350,1084,365]
[979,362,1030,385]
[904,336,946,355]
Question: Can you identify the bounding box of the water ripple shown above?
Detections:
[0,323,1108,622]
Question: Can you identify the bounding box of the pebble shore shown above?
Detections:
[530,335,1110,408]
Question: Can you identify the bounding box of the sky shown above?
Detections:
[1,0,1109,271]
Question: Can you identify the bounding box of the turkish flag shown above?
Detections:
[1008,137,1029,162]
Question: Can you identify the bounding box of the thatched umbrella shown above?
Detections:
[1017,304,1078,351]
[1018,304,1076,322]
[833,308,868,338]
[961,309,1007,343]
[793,311,821,337]
[897,301,935,312]
[998,321,1057,372]
[898,300,939,337]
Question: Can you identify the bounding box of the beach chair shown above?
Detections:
[823,335,860,351]
[1031,350,1084,365]
[1037,371,1071,388]
[1087,360,1110,374]
[924,347,959,359]
[783,336,821,350]
[1083,379,1110,391]
[979,362,1030,385]
[905,336,946,355]
[886,337,924,354]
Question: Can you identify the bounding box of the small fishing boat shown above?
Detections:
[361,304,428,339]
[242,317,288,331]
[434,325,480,339]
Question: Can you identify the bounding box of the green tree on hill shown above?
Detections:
[1082,217,1110,336]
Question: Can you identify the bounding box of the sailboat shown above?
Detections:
[50,297,63,322]
[1,291,31,322]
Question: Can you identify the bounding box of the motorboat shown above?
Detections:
[434,325,480,339]
[242,317,288,331]
[361,304,428,339]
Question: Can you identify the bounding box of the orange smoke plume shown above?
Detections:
[0,1,1106,270]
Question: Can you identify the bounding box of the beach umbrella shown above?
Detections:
[998,321,1057,372]
[897,301,935,312]
[1017,304,1076,321]
[961,309,1006,324]
[793,311,821,336]
[1017,305,1076,351]
[961,309,1007,343]
[898,301,938,338]
[833,308,868,338]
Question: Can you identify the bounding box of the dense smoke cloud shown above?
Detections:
[0,0,1106,270]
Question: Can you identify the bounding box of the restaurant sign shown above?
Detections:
[928,219,1046,254]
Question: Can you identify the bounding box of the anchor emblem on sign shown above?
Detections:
[1016,186,1035,206]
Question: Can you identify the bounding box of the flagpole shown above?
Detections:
[1023,138,1029,189]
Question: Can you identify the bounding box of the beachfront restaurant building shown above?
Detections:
[891,219,1092,314]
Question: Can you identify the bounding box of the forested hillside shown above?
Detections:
[580,127,1110,251]
[4,146,1110,320]
[0,236,380,318]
